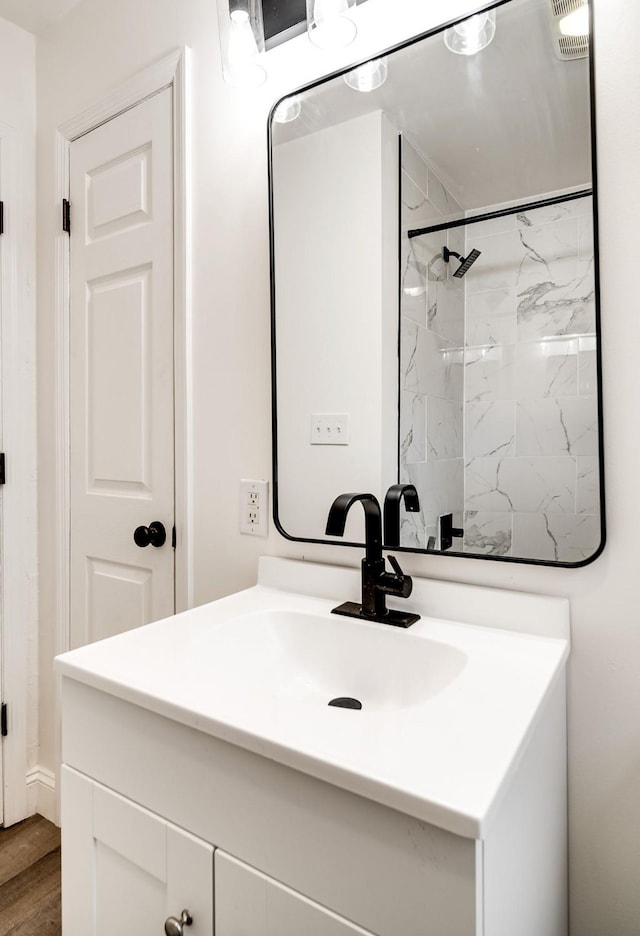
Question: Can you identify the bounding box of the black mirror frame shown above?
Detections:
[268,0,606,568]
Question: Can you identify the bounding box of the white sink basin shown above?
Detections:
[188,609,467,711]
[55,557,570,837]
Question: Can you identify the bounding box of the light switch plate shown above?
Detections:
[310,413,350,445]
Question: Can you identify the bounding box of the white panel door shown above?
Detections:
[0,143,3,823]
[69,89,175,648]
[215,851,376,936]
[61,766,214,936]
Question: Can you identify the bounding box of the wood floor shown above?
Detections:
[0,816,61,935]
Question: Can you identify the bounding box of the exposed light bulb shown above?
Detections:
[307,0,357,50]
[273,96,302,123]
[344,57,388,93]
[225,5,266,87]
[559,5,589,36]
[444,11,496,56]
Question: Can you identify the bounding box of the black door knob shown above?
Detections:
[133,521,167,548]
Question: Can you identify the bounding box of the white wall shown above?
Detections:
[0,14,37,811]
[274,111,397,541]
[35,0,640,933]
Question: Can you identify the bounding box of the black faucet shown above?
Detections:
[383,483,420,547]
[325,493,420,628]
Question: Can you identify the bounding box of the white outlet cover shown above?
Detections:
[240,479,269,537]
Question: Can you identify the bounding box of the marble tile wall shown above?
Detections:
[399,145,600,562]
[399,137,465,548]
[462,195,600,562]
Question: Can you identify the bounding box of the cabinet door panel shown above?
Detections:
[167,825,216,936]
[95,840,166,932]
[93,779,166,879]
[62,767,214,936]
[215,851,375,936]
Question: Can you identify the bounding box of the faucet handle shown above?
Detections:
[382,555,413,599]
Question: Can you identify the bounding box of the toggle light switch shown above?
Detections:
[310,413,350,445]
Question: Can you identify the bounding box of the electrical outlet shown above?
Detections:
[240,479,269,536]
[310,413,350,445]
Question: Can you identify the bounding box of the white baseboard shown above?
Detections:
[26,766,58,824]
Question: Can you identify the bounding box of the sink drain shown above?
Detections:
[328,697,362,710]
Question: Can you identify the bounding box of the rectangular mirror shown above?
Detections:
[269,0,604,565]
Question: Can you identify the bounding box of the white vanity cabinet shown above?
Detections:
[57,558,571,936]
[62,763,376,936]
[61,767,214,936]
[215,851,377,936]
[59,673,566,936]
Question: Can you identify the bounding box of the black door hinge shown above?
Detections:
[1,704,7,738]
[0,201,4,235]
[0,453,5,485]
[62,198,71,234]
[171,526,176,549]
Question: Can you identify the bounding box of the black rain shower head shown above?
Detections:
[443,246,482,278]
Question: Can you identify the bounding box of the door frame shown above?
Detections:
[0,118,37,827]
[53,48,193,799]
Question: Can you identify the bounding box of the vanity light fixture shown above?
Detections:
[444,11,496,56]
[306,0,357,50]
[220,0,267,87]
[273,95,302,123]
[344,56,388,92]
[218,0,371,87]
[558,3,589,36]
[547,0,589,59]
